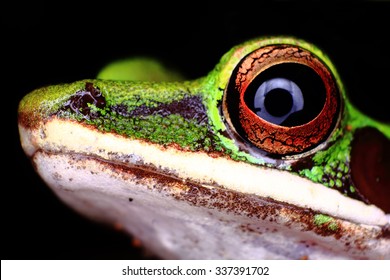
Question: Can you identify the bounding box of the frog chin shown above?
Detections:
[19,117,390,259]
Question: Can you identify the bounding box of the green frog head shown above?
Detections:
[18,36,389,259]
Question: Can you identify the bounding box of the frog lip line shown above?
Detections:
[19,117,388,226]
[32,151,390,258]
[31,152,390,259]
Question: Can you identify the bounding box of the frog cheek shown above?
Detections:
[350,127,390,213]
[223,44,341,156]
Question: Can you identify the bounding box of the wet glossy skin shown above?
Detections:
[18,37,390,259]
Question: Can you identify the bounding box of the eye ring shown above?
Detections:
[223,44,341,156]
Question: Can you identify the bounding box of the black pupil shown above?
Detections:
[264,88,293,117]
[244,63,326,126]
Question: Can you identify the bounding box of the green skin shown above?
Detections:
[313,214,338,231]
[18,37,390,203]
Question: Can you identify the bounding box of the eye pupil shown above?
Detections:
[264,88,293,117]
[253,77,304,125]
[246,64,326,127]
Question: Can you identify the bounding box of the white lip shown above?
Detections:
[30,150,390,259]
[19,117,388,226]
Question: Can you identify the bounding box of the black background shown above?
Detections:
[3,1,390,259]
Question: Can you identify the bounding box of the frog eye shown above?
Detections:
[223,44,341,155]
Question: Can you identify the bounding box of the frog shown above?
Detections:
[18,36,390,259]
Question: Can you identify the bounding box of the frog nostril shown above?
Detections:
[350,127,390,213]
[61,82,106,120]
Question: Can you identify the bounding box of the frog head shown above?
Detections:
[18,36,389,259]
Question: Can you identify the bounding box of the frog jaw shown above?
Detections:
[31,151,390,260]
[18,116,390,259]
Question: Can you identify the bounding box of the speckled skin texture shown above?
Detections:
[32,151,389,259]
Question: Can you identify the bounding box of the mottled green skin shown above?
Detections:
[18,37,390,196]
[298,96,390,197]
[313,214,338,231]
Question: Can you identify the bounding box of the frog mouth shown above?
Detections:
[19,116,388,225]
[28,149,390,259]
[18,116,390,259]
